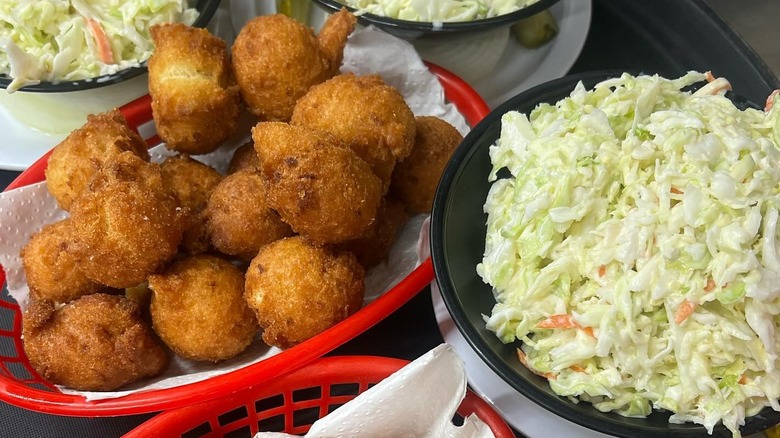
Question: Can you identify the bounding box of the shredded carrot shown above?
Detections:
[86,18,114,64]
[516,348,557,380]
[765,89,780,112]
[598,265,606,278]
[674,299,697,325]
[705,71,715,82]
[537,314,597,338]
[537,314,580,329]
[704,278,716,292]
[739,374,749,385]
[670,186,683,195]
[570,365,587,373]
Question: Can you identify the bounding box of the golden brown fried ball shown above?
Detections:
[45,110,149,211]
[22,294,169,391]
[160,155,223,254]
[204,171,293,261]
[148,22,241,154]
[21,219,109,304]
[148,255,257,362]
[338,199,409,269]
[390,116,463,214]
[227,142,261,175]
[291,73,416,190]
[244,236,364,349]
[252,123,383,244]
[231,10,356,121]
[68,152,185,289]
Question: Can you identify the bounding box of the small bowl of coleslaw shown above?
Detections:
[311,0,560,40]
[431,70,780,437]
[0,0,220,93]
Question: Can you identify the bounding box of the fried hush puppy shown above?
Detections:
[252,123,383,244]
[245,236,364,349]
[390,116,464,214]
[231,9,356,121]
[227,142,261,175]
[21,218,109,304]
[68,152,185,289]
[22,294,169,391]
[291,73,416,190]
[148,22,241,155]
[337,199,408,269]
[148,255,257,362]
[204,171,293,261]
[160,155,223,254]
[45,110,149,211]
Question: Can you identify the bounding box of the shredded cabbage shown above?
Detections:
[338,0,539,22]
[478,71,780,437]
[0,0,198,92]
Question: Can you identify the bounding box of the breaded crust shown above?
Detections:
[390,116,463,213]
[149,22,241,154]
[291,73,416,191]
[204,171,293,261]
[45,110,149,211]
[227,142,261,175]
[149,255,258,362]
[68,152,185,288]
[21,218,110,304]
[253,123,382,244]
[244,236,364,349]
[337,198,409,269]
[231,11,355,121]
[22,294,169,391]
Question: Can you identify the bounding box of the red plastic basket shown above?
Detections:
[123,355,515,438]
[0,63,491,416]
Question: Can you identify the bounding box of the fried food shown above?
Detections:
[148,22,241,154]
[390,116,463,213]
[290,73,416,190]
[227,142,261,175]
[21,218,109,304]
[244,236,364,349]
[148,255,257,362]
[231,10,356,121]
[252,122,383,244]
[44,110,149,211]
[22,294,169,391]
[338,199,408,269]
[160,155,223,254]
[204,171,293,261]
[68,152,186,288]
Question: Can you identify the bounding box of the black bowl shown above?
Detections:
[311,0,560,40]
[0,0,220,93]
[430,70,780,438]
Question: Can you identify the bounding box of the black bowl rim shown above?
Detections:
[311,0,560,34]
[0,0,220,93]
[431,69,780,437]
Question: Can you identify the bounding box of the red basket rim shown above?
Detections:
[123,355,515,438]
[0,62,490,416]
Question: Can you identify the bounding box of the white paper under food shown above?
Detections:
[255,344,495,438]
[0,26,469,401]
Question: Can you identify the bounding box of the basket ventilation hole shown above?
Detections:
[293,407,320,428]
[181,421,211,438]
[329,382,360,398]
[218,405,248,427]
[255,394,284,414]
[292,386,322,402]
[224,425,252,438]
[258,414,285,433]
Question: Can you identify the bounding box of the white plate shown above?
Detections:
[415,0,592,108]
[431,282,612,437]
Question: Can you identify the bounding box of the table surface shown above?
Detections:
[1,0,778,437]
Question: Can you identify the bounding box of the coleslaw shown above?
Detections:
[0,0,199,92]
[338,0,540,23]
[478,72,780,436]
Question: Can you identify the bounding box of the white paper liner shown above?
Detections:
[0,26,469,401]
